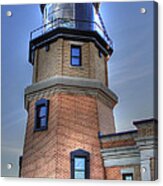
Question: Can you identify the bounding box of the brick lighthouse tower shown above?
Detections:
[21,3,118,179]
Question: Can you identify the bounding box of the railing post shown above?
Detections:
[30,32,32,41]
[29,17,113,47]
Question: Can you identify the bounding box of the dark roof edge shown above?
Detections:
[99,130,137,139]
[133,118,158,125]
[29,27,113,64]
[40,4,46,14]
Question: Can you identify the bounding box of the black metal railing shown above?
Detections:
[30,17,113,46]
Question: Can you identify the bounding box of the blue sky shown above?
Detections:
[1,2,156,177]
[101,2,155,131]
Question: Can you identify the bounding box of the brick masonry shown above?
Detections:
[134,120,158,138]
[33,39,108,86]
[22,30,158,180]
[97,100,115,135]
[21,92,115,179]
[22,34,116,179]
[102,138,136,148]
[101,119,158,181]
[105,165,141,180]
[150,157,158,181]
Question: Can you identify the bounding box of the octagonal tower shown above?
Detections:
[21,3,117,179]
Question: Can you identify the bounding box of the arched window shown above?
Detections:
[34,98,49,131]
[70,149,90,179]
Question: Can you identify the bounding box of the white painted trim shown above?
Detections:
[104,156,140,167]
[69,40,84,46]
[140,159,151,181]
[120,168,135,174]
[101,146,139,157]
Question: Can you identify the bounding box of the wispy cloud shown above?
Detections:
[2,109,27,124]
[2,145,22,155]
[112,67,152,87]
[2,116,26,131]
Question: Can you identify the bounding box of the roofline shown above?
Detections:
[29,27,113,64]
[99,130,137,139]
[133,118,158,125]
[40,3,101,14]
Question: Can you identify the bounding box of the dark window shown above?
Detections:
[122,173,133,180]
[31,49,35,64]
[98,131,103,138]
[45,45,50,52]
[99,50,102,58]
[71,45,81,66]
[34,98,49,131]
[71,149,90,179]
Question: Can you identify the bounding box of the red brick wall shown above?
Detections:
[21,93,106,179]
[97,100,115,135]
[150,157,158,181]
[21,95,59,177]
[105,165,141,180]
[102,138,136,148]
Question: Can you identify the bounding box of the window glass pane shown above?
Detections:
[35,99,49,130]
[123,174,133,180]
[72,48,80,56]
[74,171,85,179]
[71,57,80,66]
[125,176,132,180]
[39,106,46,117]
[75,157,85,170]
[40,117,46,127]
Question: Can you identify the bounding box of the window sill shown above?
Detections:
[34,127,48,132]
[69,65,84,70]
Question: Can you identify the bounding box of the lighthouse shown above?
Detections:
[21,3,118,179]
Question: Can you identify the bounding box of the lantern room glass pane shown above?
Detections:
[44,3,75,31]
